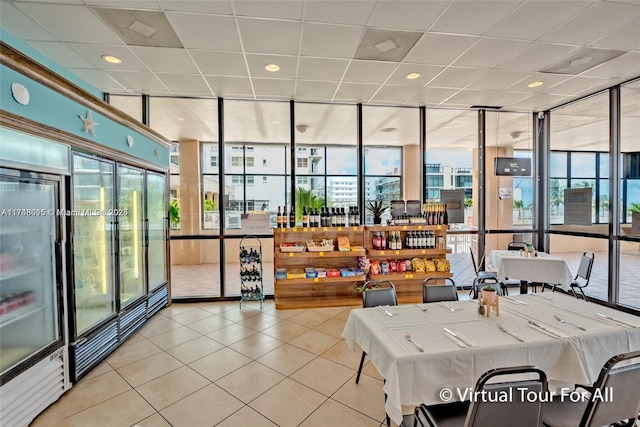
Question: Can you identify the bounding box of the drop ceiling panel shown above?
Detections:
[106,70,168,92]
[297,57,349,81]
[252,78,295,97]
[246,54,297,79]
[334,83,380,103]
[15,3,122,43]
[512,93,568,111]
[156,73,211,94]
[237,18,301,55]
[26,41,94,68]
[368,0,449,31]
[233,0,303,20]
[404,33,479,66]
[159,0,232,14]
[487,1,592,41]
[497,42,580,72]
[84,0,161,9]
[204,76,254,97]
[453,38,530,68]
[467,69,530,90]
[582,52,640,79]
[386,64,444,86]
[541,1,640,46]
[0,2,58,41]
[482,91,532,109]
[409,87,459,105]
[190,51,248,76]
[371,85,419,103]
[342,60,397,84]
[130,46,199,73]
[69,68,126,92]
[68,43,149,71]
[304,1,375,26]
[295,80,339,99]
[428,67,489,88]
[430,1,519,36]
[590,18,640,51]
[544,76,611,96]
[166,13,240,51]
[299,23,363,58]
[446,89,499,107]
[507,72,571,92]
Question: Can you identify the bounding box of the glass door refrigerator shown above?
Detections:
[0,167,67,427]
[68,154,118,381]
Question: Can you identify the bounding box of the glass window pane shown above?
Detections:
[486,111,534,231]
[550,92,609,230]
[170,239,220,298]
[571,153,596,178]
[364,147,401,175]
[550,152,567,177]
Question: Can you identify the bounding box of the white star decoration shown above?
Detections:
[79,110,99,137]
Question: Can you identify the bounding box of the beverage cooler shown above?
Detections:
[0,167,68,427]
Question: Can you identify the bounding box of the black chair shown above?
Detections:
[415,365,548,427]
[555,251,594,302]
[507,241,528,251]
[470,250,504,298]
[423,278,458,303]
[356,281,397,384]
[542,349,640,427]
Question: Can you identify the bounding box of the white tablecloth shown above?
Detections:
[489,250,574,290]
[342,293,640,424]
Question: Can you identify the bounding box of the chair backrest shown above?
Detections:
[575,251,594,282]
[423,279,458,303]
[507,241,527,251]
[580,350,640,427]
[466,366,547,427]
[362,281,397,308]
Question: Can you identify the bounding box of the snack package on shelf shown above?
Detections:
[337,236,351,252]
[425,259,436,272]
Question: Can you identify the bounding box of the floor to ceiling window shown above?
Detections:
[150,97,221,298]
[549,92,610,302]
[619,80,640,310]
[222,100,289,296]
[294,103,358,220]
[362,106,413,224]
[485,111,535,254]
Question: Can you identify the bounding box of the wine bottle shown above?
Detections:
[289,205,295,228]
[302,206,308,227]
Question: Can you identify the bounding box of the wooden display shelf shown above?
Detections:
[275,249,366,258]
[366,248,449,257]
[365,224,448,232]
[275,226,364,234]
[274,278,364,309]
[368,272,453,281]
[276,275,366,286]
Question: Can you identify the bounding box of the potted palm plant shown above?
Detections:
[366,200,389,225]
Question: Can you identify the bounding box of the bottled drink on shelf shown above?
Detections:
[302,206,308,227]
[289,205,295,228]
[276,206,282,229]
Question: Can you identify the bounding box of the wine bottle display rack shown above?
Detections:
[239,236,264,310]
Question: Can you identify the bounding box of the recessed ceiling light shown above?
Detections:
[102,54,122,64]
[406,72,421,80]
[176,117,184,121]
[265,63,280,72]
[380,127,397,133]
[528,81,544,88]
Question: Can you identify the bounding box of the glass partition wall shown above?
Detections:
[549,92,611,302]
[133,84,640,312]
[619,80,640,310]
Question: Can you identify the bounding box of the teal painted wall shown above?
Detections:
[1,29,169,168]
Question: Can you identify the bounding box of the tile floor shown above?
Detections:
[31,299,402,427]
